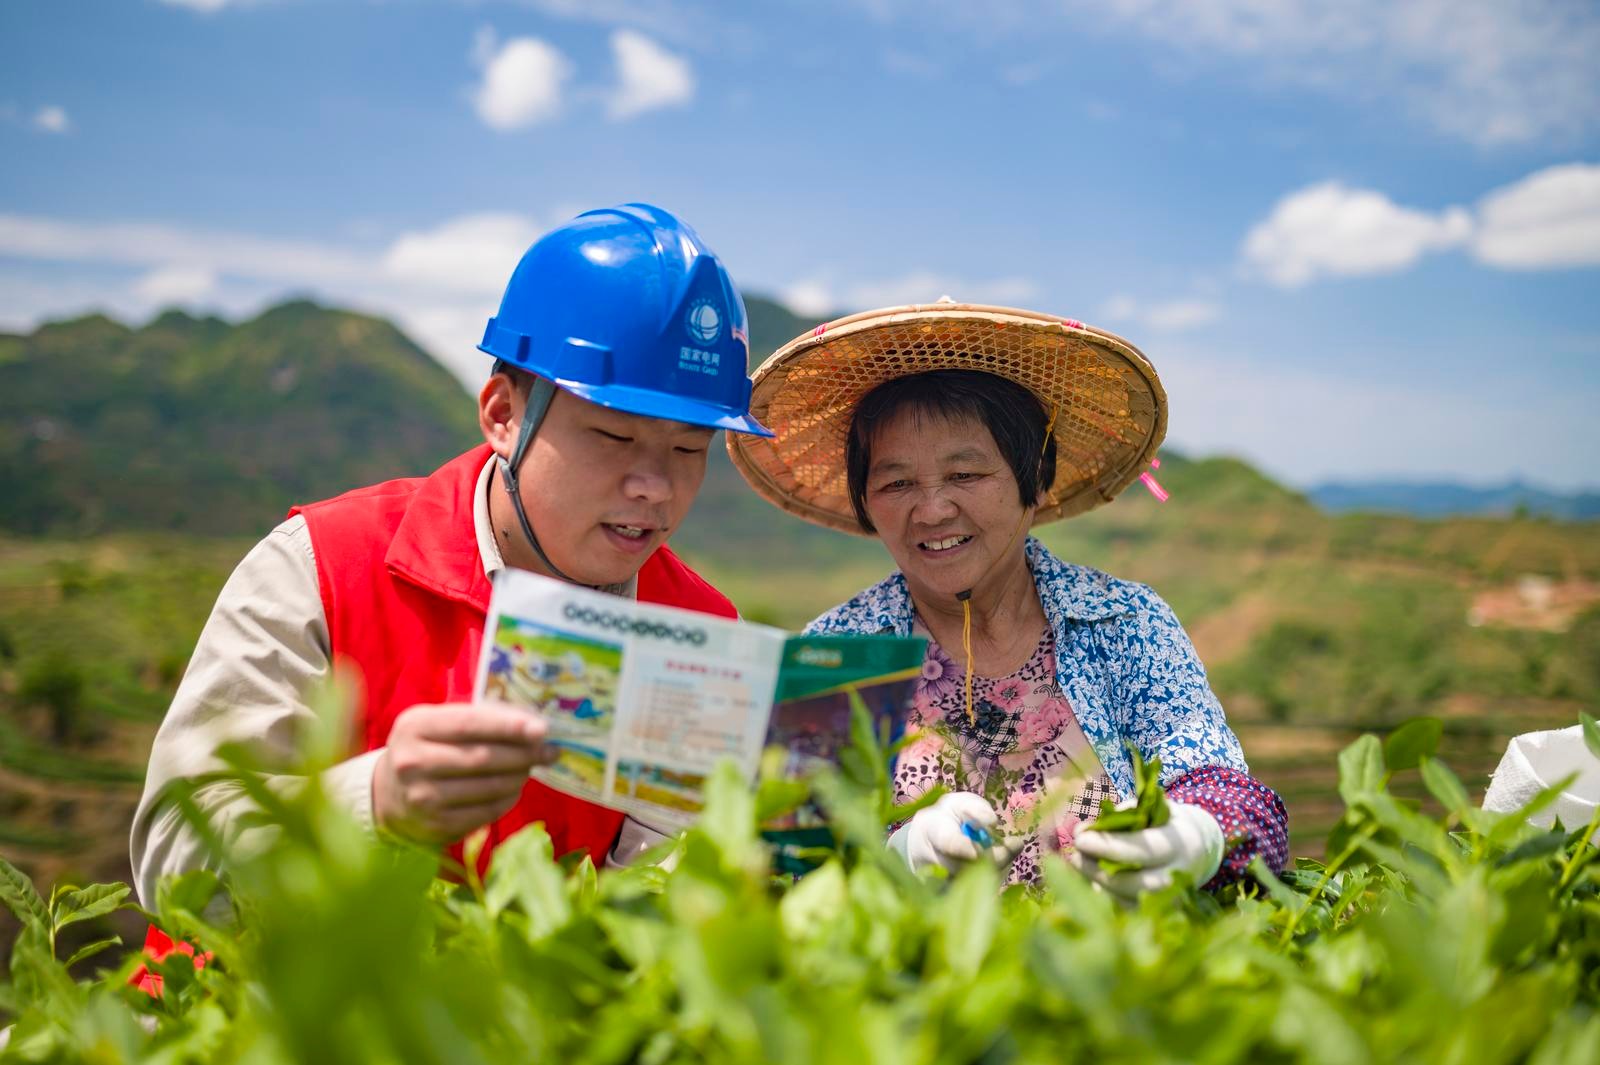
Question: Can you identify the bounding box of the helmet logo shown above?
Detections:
[686,298,722,345]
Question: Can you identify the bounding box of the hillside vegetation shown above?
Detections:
[0,302,479,536]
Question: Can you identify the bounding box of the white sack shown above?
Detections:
[1481,725,1600,839]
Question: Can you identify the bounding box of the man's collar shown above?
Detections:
[473,453,507,578]
[386,445,496,611]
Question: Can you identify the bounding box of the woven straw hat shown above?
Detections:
[726,302,1167,536]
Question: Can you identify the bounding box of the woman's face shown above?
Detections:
[861,406,1032,602]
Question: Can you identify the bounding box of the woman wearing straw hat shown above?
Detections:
[728,303,1288,891]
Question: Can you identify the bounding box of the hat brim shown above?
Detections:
[726,303,1166,536]
[556,380,773,437]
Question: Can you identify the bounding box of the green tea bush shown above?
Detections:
[2,709,1599,1064]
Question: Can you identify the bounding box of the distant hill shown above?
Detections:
[0,301,481,536]
[0,295,824,538]
[1311,480,1600,520]
[744,295,824,361]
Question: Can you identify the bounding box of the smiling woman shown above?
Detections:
[728,303,1289,891]
[848,376,1049,610]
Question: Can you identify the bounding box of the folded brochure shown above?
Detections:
[475,567,927,832]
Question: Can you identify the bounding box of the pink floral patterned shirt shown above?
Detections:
[895,625,1118,886]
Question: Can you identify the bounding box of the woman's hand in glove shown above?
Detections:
[1068,801,1224,897]
[887,792,1024,874]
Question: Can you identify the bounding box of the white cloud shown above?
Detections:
[1145,300,1222,332]
[778,280,835,319]
[884,49,940,78]
[0,214,372,287]
[384,301,501,381]
[848,272,1038,309]
[1101,295,1138,322]
[1082,99,1119,123]
[134,265,218,305]
[1157,340,1599,492]
[779,272,1041,317]
[158,0,235,11]
[0,210,567,389]
[1241,182,1472,287]
[33,106,70,134]
[1067,0,1600,147]
[1472,162,1600,270]
[1000,62,1048,87]
[606,30,694,120]
[0,274,139,333]
[473,33,573,131]
[381,212,543,295]
[850,0,1599,147]
[521,1,696,39]
[1241,165,1600,286]
[1102,295,1221,333]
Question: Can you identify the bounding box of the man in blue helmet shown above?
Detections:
[131,205,772,909]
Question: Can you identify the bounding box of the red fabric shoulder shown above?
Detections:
[288,471,425,531]
[288,474,427,636]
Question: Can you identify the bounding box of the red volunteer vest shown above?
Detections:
[289,444,738,873]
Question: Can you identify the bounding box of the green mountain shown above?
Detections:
[0,295,826,538]
[0,301,481,536]
[743,294,822,360]
[1311,479,1600,520]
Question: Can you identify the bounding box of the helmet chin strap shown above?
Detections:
[495,375,593,588]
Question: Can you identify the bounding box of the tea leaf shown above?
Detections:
[51,883,131,934]
[1090,744,1169,834]
[1420,756,1471,816]
[0,854,49,933]
[1337,734,1385,804]
[1581,711,1600,762]
[936,860,1000,978]
[484,824,570,937]
[2,711,1598,1065]
[63,936,122,969]
[1383,716,1443,771]
[1495,830,1567,868]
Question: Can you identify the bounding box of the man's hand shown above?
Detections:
[1068,801,1224,897]
[372,702,557,844]
[887,792,1025,875]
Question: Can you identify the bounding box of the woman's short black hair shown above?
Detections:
[845,369,1057,533]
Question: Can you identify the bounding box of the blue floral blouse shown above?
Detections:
[805,537,1249,801]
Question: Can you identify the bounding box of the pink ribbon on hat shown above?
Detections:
[1140,456,1169,502]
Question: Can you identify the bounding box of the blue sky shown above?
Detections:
[4,0,1598,491]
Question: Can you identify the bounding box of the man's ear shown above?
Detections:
[478,373,520,459]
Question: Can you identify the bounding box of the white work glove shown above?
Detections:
[1069,801,1224,897]
[887,792,1023,874]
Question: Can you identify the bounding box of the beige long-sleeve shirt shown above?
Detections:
[130,458,663,906]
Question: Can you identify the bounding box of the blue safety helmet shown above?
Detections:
[479,203,771,437]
